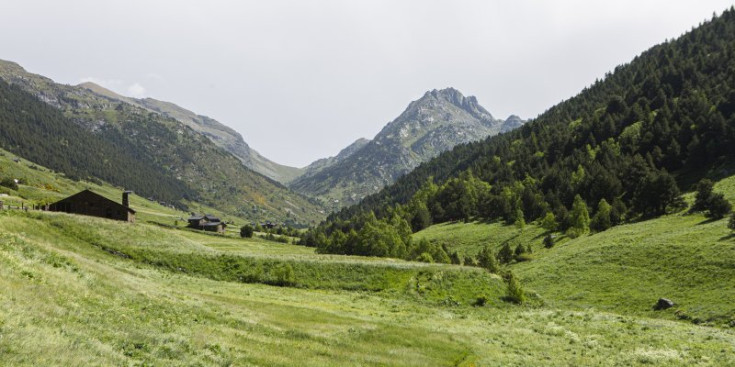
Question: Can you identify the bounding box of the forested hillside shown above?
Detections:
[0,79,194,204]
[302,8,735,258]
[0,64,325,225]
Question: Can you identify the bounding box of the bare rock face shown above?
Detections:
[290,88,525,206]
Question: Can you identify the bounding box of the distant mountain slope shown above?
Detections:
[289,88,523,206]
[0,60,324,225]
[326,7,735,233]
[299,138,370,178]
[77,81,303,183]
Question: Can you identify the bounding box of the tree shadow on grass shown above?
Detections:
[695,217,720,226]
[718,233,735,241]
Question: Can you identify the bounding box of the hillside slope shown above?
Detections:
[290,88,523,206]
[413,173,735,326]
[0,60,324,225]
[77,81,303,183]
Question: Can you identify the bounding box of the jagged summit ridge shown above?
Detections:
[290,87,524,206]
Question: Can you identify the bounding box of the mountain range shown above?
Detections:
[0,59,323,225]
[0,58,524,219]
[289,88,524,206]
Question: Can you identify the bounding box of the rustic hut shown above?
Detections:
[48,189,135,222]
[187,213,226,233]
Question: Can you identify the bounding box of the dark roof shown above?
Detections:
[204,214,221,222]
[188,215,204,221]
[52,189,136,214]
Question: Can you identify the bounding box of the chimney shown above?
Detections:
[122,191,133,208]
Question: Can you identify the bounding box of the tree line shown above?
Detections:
[300,8,735,259]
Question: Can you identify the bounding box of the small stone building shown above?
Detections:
[48,189,136,222]
[187,214,226,233]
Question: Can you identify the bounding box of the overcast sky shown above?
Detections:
[1,1,733,167]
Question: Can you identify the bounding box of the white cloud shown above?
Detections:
[127,83,146,98]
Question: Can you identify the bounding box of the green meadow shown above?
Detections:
[1,150,735,365]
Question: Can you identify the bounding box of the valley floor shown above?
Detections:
[1,210,734,366]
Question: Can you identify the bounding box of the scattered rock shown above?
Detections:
[653,298,675,310]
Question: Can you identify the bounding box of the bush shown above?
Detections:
[417,252,434,263]
[505,272,525,304]
[691,179,732,218]
[728,213,735,232]
[497,242,514,264]
[706,193,732,219]
[270,264,295,286]
[473,295,488,307]
[543,234,555,248]
[463,255,477,267]
[0,177,18,191]
[240,225,254,238]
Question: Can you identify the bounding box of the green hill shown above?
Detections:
[0,62,325,225]
[413,174,735,326]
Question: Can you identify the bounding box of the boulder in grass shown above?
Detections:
[653,298,675,310]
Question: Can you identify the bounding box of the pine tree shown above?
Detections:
[497,242,514,264]
[477,245,500,273]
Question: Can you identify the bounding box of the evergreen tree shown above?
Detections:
[514,208,526,231]
[706,193,732,219]
[477,245,500,273]
[497,242,514,264]
[692,179,715,212]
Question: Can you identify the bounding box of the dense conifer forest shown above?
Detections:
[301,7,735,260]
[0,79,196,205]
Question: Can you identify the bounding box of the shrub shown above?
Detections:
[473,295,488,307]
[240,225,254,238]
[497,242,514,264]
[417,252,434,263]
[691,179,732,218]
[505,272,525,304]
[463,255,477,267]
[270,264,295,286]
[543,234,555,248]
[706,193,732,219]
[0,177,18,191]
[728,212,735,232]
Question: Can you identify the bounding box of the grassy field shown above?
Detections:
[2,210,735,366]
[3,150,735,365]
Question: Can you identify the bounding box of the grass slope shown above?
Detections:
[415,174,735,327]
[2,210,734,366]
